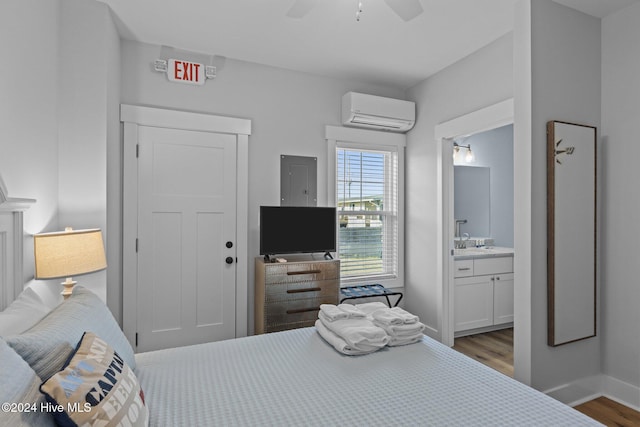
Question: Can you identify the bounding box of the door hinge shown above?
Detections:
[136,144,139,158]
[135,238,138,253]
[135,333,138,347]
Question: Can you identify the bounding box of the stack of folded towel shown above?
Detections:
[356,302,426,347]
[315,302,426,354]
[315,304,389,356]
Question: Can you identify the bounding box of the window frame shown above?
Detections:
[326,125,405,289]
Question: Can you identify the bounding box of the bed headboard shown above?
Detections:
[0,174,35,310]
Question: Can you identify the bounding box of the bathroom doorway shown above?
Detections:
[449,123,515,376]
[434,99,516,367]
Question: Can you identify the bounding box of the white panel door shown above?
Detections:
[136,126,236,352]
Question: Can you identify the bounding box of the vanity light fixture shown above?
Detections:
[453,142,475,163]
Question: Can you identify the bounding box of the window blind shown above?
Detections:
[336,147,398,280]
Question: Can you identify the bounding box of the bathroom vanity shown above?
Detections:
[453,247,514,336]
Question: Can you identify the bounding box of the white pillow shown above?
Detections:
[0,337,56,427]
[0,287,51,337]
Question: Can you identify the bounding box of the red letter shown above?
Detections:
[193,64,200,82]
[174,61,181,80]
[184,63,191,81]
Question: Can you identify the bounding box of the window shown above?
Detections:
[327,126,404,287]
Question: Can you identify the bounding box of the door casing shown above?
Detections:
[435,99,514,348]
[121,104,251,350]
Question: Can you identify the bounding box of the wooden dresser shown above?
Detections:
[255,257,340,334]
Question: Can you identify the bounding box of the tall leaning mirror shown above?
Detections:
[547,121,597,346]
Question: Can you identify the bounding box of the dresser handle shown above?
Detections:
[287,287,321,294]
[458,267,471,271]
[287,270,322,275]
[286,307,320,314]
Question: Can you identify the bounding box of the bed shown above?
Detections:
[0,286,600,426]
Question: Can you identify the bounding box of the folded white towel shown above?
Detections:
[370,308,404,326]
[355,301,389,316]
[374,321,426,337]
[315,320,378,356]
[337,303,366,319]
[319,316,389,351]
[390,307,419,324]
[320,304,349,321]
[388,334,424,347]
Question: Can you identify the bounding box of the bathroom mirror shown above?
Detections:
[454,166,490,238]
[547,121,597,347]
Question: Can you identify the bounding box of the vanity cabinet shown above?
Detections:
[454,256,514,334]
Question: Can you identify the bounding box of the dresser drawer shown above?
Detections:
[265,279,339,302]
[264,262,339,284]
[266,319,317,333]
[454,259,474,277]
[255,257,340,335]
[473,257,513,276]
[264,295,338,328]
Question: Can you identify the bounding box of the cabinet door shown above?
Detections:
[454,276,493,332]
[493,273,514,325]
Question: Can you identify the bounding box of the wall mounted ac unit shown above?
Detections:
[341,92,416,133]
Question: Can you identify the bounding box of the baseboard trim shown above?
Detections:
[544,375,603,407]
[602,375,640,411]
[423,324,439,338]
[454,322,514,338]
[543,374,640,410]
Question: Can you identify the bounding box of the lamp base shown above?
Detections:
[61,278,77,300]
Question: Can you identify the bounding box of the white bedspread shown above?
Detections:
[135,327,600,426]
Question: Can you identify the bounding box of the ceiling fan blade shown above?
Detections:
[286,0,318,19]
[384,0,424,22]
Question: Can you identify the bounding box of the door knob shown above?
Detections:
[225,257,234,264]
[226,241,233,248]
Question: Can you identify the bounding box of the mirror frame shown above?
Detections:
[547,120,597,347]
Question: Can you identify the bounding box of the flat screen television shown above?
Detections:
[260,206,336,259]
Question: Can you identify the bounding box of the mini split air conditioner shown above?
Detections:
[341,92,415,133]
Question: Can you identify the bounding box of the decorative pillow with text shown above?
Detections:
[40,332,149,427]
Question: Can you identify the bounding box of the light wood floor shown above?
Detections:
[453,328,514,377]
[453,328,640,426]
[575,397,640,427]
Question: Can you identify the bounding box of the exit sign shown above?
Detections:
[167,59,205,85]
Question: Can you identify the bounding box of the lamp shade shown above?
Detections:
[34,228,107,279]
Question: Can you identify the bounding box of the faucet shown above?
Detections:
[455,219,468,249]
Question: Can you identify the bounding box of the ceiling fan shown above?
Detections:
[286,0,424,22]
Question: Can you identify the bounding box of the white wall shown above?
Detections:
[601,2,640,392]
[58,0,119,302]
[404,33,513,337]
[105,4,122,327]
[119,40,404,331]
[0,0,60,235]
[0,0,118,306]
[0,0,61,304]
[521,0,601,396]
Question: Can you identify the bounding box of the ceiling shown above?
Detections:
[553,0,638,18]
[99,0,638,90]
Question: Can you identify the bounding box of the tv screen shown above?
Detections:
[260,206,336,256]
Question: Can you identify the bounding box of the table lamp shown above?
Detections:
[34,227,107,299]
